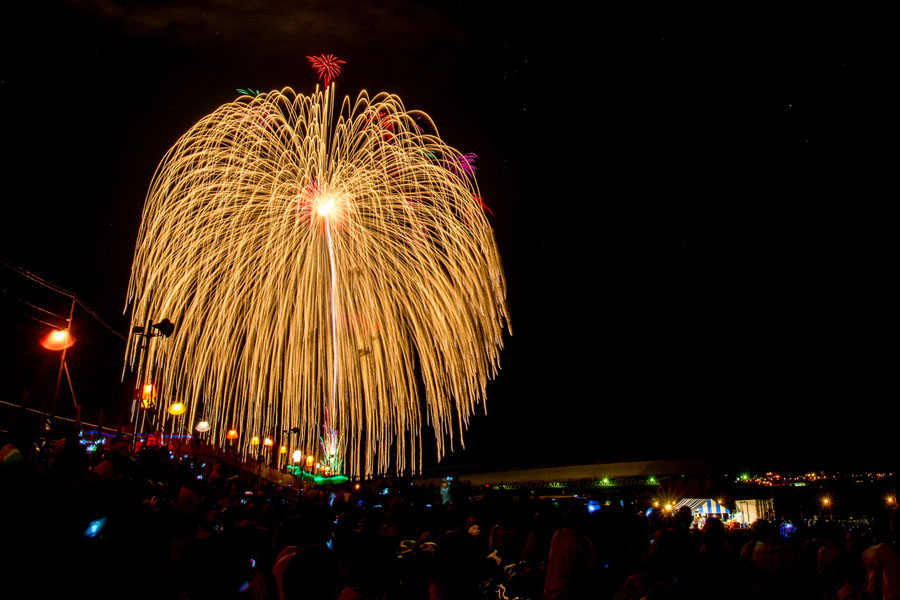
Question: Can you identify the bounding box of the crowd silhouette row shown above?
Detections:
[1,429,898,600]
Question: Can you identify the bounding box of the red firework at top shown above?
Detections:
[307,54,346,88]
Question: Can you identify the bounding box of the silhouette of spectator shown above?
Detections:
[543,502,595,600]
[862,517,900,600]
[282,543,341,600]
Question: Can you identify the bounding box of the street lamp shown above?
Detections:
[131,318,175,436]
[821,495,833,520]
[40,329,76,351]
[39,293,78,428]
[140,383,156,409]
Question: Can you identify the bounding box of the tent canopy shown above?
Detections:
[673,498,731,515]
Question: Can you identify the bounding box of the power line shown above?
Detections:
[1,258,128,341]
[1,289,69,322]
[0,257,73,297]
[75,297,127,341]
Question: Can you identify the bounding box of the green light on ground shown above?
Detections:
[287,466,348,485]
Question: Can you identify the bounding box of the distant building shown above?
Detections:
[734,498,775,525]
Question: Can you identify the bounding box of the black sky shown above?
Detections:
[1,1,895,472]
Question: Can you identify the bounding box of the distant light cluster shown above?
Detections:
[737,471,894,486]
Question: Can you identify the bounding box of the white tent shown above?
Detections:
[673,498,731,516]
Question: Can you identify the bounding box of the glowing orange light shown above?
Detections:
[139,383,156,408]
[250,435,260,445]
[263,437,273,447]
[226,428,239,440]
[279,445,287,454]
[168,402,186,416]
[40,329,76,351]
[305,455,314,467]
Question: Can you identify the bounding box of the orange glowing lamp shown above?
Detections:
[263,437,274,448]
[40,329,76,351]
[305,455,315,467]
[226,429,239,440]
[168,402,187,416]
[140,383,156,409]
[279,445,288,454]
[250,435,260,446]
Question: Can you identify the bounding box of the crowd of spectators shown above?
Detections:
[1,427,898,600]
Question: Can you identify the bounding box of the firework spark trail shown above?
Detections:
[324,216,340,471]
[126,87,509,476]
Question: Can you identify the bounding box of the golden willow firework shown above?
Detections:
[126,87,509,476]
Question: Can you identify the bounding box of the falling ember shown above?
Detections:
[126,87,510,477]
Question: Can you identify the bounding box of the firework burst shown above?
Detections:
[307,54,346,87]
[126,87,509,476]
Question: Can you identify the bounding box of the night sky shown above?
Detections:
[1,1,894,472]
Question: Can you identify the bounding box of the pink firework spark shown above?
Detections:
[307,54,346,88]
[446,152,477,178]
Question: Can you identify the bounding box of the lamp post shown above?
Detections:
[131,318,175,438]
[282,426,302,471]
[39,293,77,430]
[167,401,186,440]
[821,496,833,520]
[226,428,239,453]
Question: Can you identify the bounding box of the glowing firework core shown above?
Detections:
[126,86,509,477]
[312,190,346,221]
[316,198,337,217]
